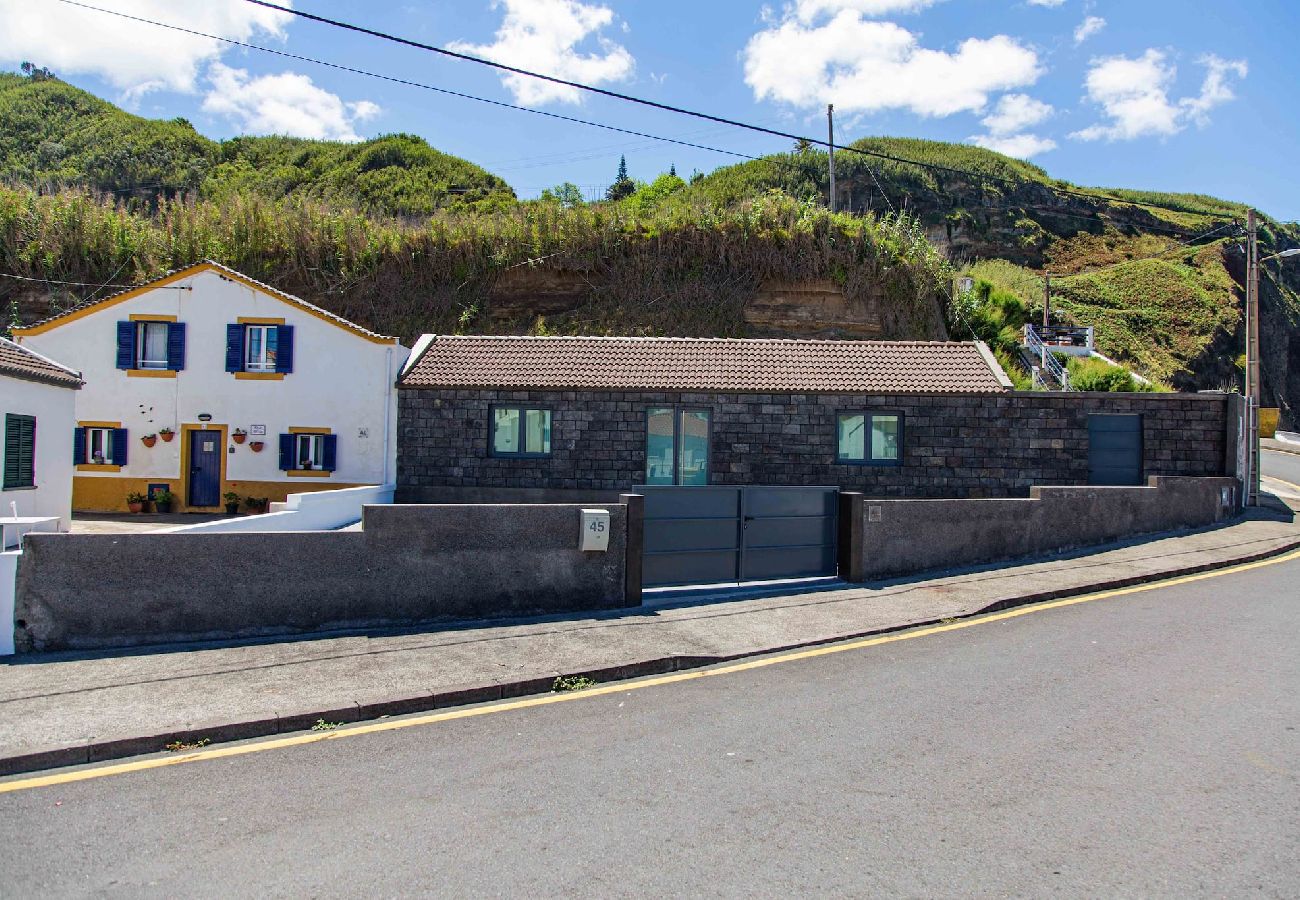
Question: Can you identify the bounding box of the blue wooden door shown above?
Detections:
[188,429,222,507]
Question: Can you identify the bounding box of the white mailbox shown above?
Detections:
[580,508,611,552]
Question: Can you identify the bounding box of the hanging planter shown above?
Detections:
[233,429,248,444]
[248,440,265,453]
[141,433,157,448]
[159,428,175,442]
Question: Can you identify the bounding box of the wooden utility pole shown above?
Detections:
[1245,209,1261,506]
[827,104,836,213]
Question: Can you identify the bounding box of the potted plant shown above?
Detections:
[244,496,270,514]
[153,489,175,514]
[159,427,175,442]
[141,433,157,448]
[248,440,265,452]
[126,491,146,514]
[299,458,313,470]
[223,491,242,515]
[91,450,106,465]
[232,428,248,444]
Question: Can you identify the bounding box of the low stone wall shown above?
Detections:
[14,503,629,652]
[843,476,1239,580]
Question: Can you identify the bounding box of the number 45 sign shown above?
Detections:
[579,508,611,552]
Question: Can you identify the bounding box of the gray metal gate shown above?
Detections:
[635,485,838,588]
[1088,414,1144,486]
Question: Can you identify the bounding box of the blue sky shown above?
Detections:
[3,0,1297,219]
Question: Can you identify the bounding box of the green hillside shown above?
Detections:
[0,71,514,215]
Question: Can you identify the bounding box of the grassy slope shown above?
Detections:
[0,73,514,215]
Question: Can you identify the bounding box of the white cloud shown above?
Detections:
[971,132,1057,158]
[448,0,634,106]
[981,93,1053,134]
[1026,0,1065,7]
[743,10,1041,117]
[793,0,938,21]
[1073,15,1105,44]
[1071,49,1247,141]
[0,0,291,100]
[201,64,381,141]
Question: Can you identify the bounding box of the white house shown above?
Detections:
[0,337,81,533]
[12,261,408,513]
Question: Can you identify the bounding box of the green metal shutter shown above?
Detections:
[3,414,36,489]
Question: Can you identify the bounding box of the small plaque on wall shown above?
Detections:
[250,425,266,436]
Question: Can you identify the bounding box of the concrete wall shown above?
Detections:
[14,502,628,652]
[0,550,16,655]
[845,476,1239,580]
[161,484,394,533]
[17,267,408,512]
[1,373,77,531]
[399,389,1231,500]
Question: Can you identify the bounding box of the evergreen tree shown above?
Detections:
[606,154,635,201]
[669,163,676,177]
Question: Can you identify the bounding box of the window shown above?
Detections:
[135,321,170,369]
[837,412,903,465]
[277,431,336,472]
[490,406,552,457]
[644,407,711,486]
[227,323,294,375]
[86,427,112,465]
[245,325,279,372]
[3,414,36,489]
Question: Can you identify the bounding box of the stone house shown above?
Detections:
[396,335,1234,503]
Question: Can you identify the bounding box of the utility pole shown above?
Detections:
[1244,209,1261,506]
[827,103,836,213]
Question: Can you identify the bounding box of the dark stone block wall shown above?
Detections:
[397,389,1231,500]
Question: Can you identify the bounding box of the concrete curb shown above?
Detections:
[4,536,1300,778]
[1262,441,1300,458]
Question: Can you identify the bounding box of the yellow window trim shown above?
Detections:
[9,262,397,344]
[78,420,123,428]
[76,464,123,473]
[129,314,178,322]
[234,372,285,381]
[126,369,177,378]
[237,316,287,325]
[288,426,332,434]
[286,469,332,478]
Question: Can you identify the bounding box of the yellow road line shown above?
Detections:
[1262,474,1300,495]
[4,545,1300,796]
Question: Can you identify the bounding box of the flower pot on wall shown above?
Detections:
[248,441,264,452]
[233,431,247,444]
[159,430,175,442]
[141,434,157,448]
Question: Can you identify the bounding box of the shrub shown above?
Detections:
[1067,356,1138,392]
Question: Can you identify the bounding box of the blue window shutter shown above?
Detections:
[73,427,86,465]
[116,321,135,369]
[167,322,186,371]
[278,434,294,471]
[275,325,295,373]
[111,428,128,466]
[322,434,338,472]
[225,324,245,373]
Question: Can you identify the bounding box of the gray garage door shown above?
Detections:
[1088,414,1143,486]
[635,485,838,588]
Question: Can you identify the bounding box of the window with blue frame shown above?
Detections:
[490,407,552,457]
[836,412,903,465]
[74,426,128,466]
[116,320,185,371]
[226,324,295,374]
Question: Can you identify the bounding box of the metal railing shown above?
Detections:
[1023,325,1071,390]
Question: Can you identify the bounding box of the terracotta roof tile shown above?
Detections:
[0,337,82,388]
[399,336,1012,394]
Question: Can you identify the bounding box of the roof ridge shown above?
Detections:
[426,334,979,347]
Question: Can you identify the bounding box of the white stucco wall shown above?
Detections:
[1,373,76,529]
[17,267,408,504]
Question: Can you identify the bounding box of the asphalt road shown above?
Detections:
[2,551,1297,897]
[1263,447,1300,492]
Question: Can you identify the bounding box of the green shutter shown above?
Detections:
[3,414,35,489]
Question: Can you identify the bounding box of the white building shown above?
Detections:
[12,261,408,513]
[0,337,81,532]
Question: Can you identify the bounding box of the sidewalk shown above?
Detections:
[2,500,1298,776]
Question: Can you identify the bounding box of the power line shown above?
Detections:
[0,271,189,290]
[242,0,1240,221]
[52,0,762,165]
